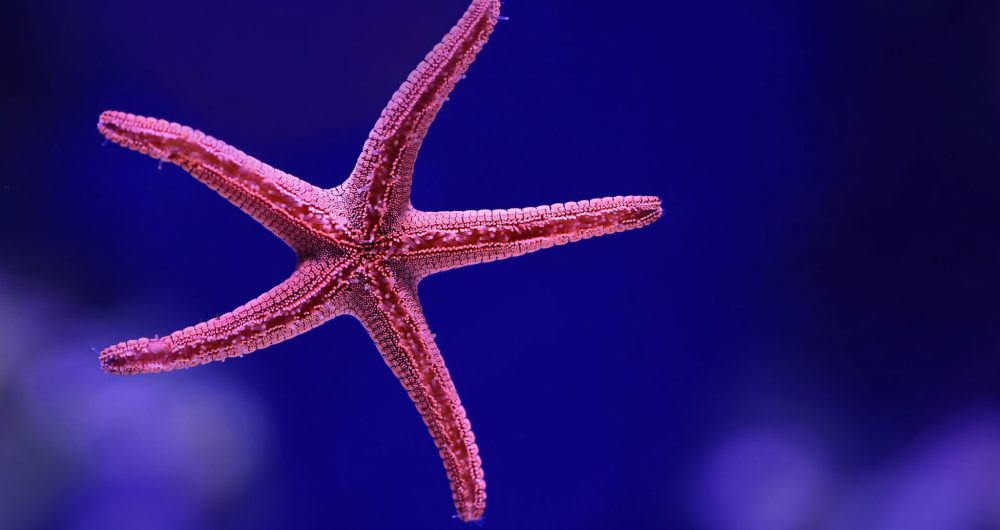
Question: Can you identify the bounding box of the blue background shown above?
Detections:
[3,0,1000,529]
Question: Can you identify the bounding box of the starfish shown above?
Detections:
[97,0,661,522]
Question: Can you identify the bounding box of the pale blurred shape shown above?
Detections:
[829,414,1000,530]
[0,272,269,530]
[694,427,831,530]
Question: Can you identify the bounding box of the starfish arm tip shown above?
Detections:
[642,195,664,224]
[95,110,179,158]
[96,110,125,142]
[99,340,169,375]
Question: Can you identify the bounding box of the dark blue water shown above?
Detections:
[2,1,999,529]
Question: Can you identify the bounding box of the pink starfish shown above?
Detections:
[97,0,661,522]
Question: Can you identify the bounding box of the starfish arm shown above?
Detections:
[342,0,501,238]
[391,195,663,276]
[347,266,485,522]
[98,111,356,252]
[101,256,363,374]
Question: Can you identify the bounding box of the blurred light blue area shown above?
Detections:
[2,0,999,528]
[0,278,269,530]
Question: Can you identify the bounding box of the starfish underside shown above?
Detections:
[98,0,662,522]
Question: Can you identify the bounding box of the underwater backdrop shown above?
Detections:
[2,0,1000,528]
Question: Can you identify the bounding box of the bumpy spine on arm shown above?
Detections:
[346,266,486,522]
[98,111,355,252]
[101,257,362,374]
[391,195,663,277]
[343,0,502,238]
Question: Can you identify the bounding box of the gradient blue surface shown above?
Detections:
[2,1,1000,529]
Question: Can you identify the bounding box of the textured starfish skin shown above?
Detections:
[97,0,661,522]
